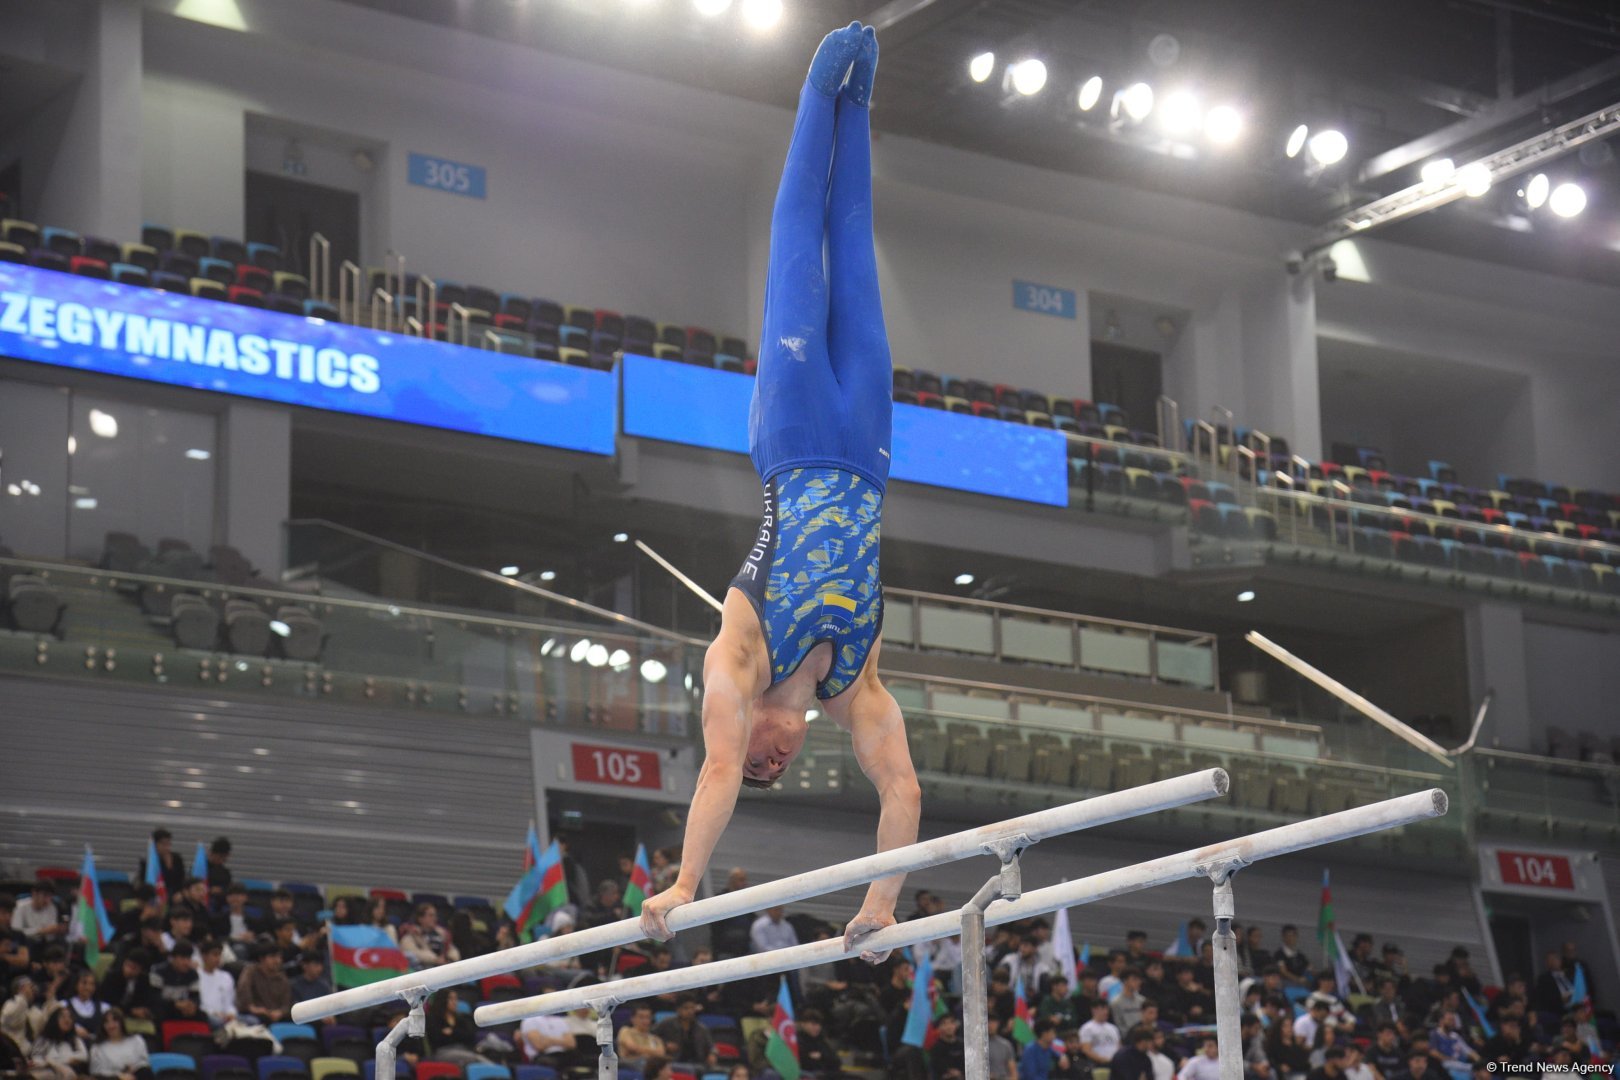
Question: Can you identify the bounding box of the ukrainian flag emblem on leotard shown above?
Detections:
[820,591,857,630]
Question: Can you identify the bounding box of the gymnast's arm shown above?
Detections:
[832,639,922,959]
[638,595,762,941]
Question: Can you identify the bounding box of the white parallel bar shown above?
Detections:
[477,789,1447,1024]
[293,769,1229,1022]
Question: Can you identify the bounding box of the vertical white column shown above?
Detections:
[218,402,290,577]
[1464,600,1532,751]
[1240,271,1321,461]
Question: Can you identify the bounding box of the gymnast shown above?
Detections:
[639,22,920,961]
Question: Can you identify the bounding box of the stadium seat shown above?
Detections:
[411,1063,461,1080]
[110,262,151,286]
[310,1060,361,1080]
[174,229,211,259]
[164,1020,214,1051]
[0,241,25,263]
[153,1055,200,1080]
[41,226,81,257]
[247,242,283,270]
[2,218,40,249]
[31,248,69,272]
[202,1055,255,1080]
[464,1067,510,1080]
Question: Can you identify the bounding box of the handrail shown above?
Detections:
[290,769,1231,1022]
[477,788,1449,1022]
[886,586,1216,645]
[1470,746,1620,776]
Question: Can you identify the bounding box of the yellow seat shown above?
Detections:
[173,228,210,258]
[943,395,970,414]
[1103,424,1130,443]
[1430,499,1456,517]
[312,1059,360,1080]
[326,884,366,905]
[558,347,589,367]
[1486,489,1513,509]
[1341,465,1368,486]
[189,277,226,300]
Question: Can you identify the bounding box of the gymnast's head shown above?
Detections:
[741,696,810,788]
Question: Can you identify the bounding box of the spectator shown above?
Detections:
[1264,1016,1311,1080]
[1361,978,1404,1033]
[29,1004,87,1080]
[1305,973,1355,1032]
[643,1058,673,1080]
[162,909,198,952]
[1237,927,1267,978]
[1185,919,1209,957]
[213,884,255,947]
[1113,969,1147,1032]
[584,880,629,933]
[423,988,490,1066]
[1036,975,1080,1036]
[1478,1017,1528,1067]
[655,994,716,1068]
[62,971,107,1041]
[796,1008,841,1080]
[149,942,201,1022]
[269,918,302,972]
[196,941,235,1027]
[88,1008,150,1080]
[1241,1014,1271,1080]
[713,869,754,958]
[252,891,300,941]
[1178,1035,1223,1080]
[204,838,233,905]
[171,879,210,928]
[12,886,62,945]
[750,907,799,955]
[1098,951,1129,1000]
[1295,1000,1330,1048]
[1079,998,1121,1069]
[1406,966,1450,1022]
[1168,966,1213,1025]
[650,848,679,895]
[32,946,70,1006]
[140,830,186,901]
[1560,941,1595,1007]
[1428,1011,1477,1071]
[617,1005,665,1070]
[519,1006,574,1062]
[367,897,400,941]
[236,943,292,1024]
[929,1012,966,1080]
[1018,1018,1070,1080]
[1307,1046,1347,1080]
[985,1012,1018,1080]
[1276,926,1311,987]
[999,938,1052,1001]
[1110,1025,1157,1080]
[0,900,29,976]
[1532,951,1572,1017]
[1399,1050,1434,1080]
[1149,1029,1176,1080]
[555,835,591,913]
[98,951,160,1022]
[1370,945,1407,993]
[1446,950,1481,999]
[112,888,158,945]
[290,952,332,1004]
[1124,930,1151,965]
[2,976,43,1055]
[401,904,460,968]
[1340,1043,1373,1080]
[1367,1024,1405,1080]
[1141,959,1170,1006]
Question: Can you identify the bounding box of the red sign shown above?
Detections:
[1496,849,1574,890]
[570,742,662,790]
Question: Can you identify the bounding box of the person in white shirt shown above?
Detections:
[1079,999,1122,1067]
[997,938,1052,1001]
[12,889,62,942]
[1177,1036,1224,1080]
[1294,1000,1328,1048]
[749,907,799,954]
[1149,1030,1176,1080]
[520,1012,575,1062]
[1341,1042,1375,1080]
[197,941,237,1027]
[88,1009,150,1080]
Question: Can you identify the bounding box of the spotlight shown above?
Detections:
[1204,104,1243,145]
[608,648,631,668]
[1236,590,1256,603]
[954,572,975,586]
[969,51,995,83]
[612,532,630,543]
[1456,161,1492,197]
[1419,158,1455,185]
[1524,172,1550,209]
[499,565,520,576]
[640,658,668,683]
[538,570,557,582]
[89,409,118,438]
[1077,75,1103,111]
[1549,182,1587,218]
[739,0,780,29]
[1285,124,1309,159]
[586,643,610,667]
[570,638,592,663]
[692,0,730,14]
[1306,129,1348,166]
[1118,82,1154,122]
[1159,90,1201,137]
[1011,58,1047,96]
[269,620,291,637]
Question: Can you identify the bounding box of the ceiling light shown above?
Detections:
[608,648,631,668]
[1523,172,1550,209]
[612,532,629,543]
[1011,58,1047,96]
[954,572,975,586]
[73,497,97,510]
[269,620,291,637]
[1236,590,1256,603]
[89,409,118,438]
[1549,182,1587,218]
[539,570,556,582]
[1419,158,1455,185]
[67,436,76,455]
[1204,104,1243,145]
[640,658,668,683]
[1456,161,1492,197]
[1077,75,1103,111]
[1159,90,1201,136]
[739,0,780,29]
[184,448,211,461]
[969,51,995,84]
[4,485,18,497]
[1119,82,1154,122]
[570,638,592,663]
[586,643,610,667]
[692,0,730,14]
[1285,124,1309,159]
[1306,129,1348,166]
[499,565,520,576]
[540,638,557,656]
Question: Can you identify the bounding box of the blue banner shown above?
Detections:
[407,152,487,199]
[0,263,615,455]
[1013,279,1076,319]
[621,353,1067,507]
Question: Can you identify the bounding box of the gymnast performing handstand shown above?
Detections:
[639,21,921,960]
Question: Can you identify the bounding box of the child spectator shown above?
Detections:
[290,952,332,1004]
[196,941,236,1027]
[88,1008,151,1080]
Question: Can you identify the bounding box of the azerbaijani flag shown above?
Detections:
[331,924,410,987]
[1316,869,1335,964]
[144,836,167,907]
[72,848,114,967]
[503,824,544,928]
[1164,921,1191,957]
[1011,975,1034,1047]
[764,976,801,1080]
[515,840,567,942]
[624,844,652,915]
[192,842,208,881]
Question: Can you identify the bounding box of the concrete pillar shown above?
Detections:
[1240,271,1321,461]
[1165,288,1244,437]
[218,402,290,577]
[0,380,73,560]
[37,0,144,241]
[1464,600,1533,751]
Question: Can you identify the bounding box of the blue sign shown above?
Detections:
[0,263,615,455]
[621,353,1067,507]
[407,152,487,199]
[1013,279,1076,319]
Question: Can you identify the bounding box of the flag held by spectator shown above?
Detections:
[1052,904,1079,991]
[1316,869,1335,960]
[901,944,935,1049]
[1570,963,1589,1006]
[765,976,801,1080]
[192,841,208,881]
[71,847,114,967]
[506,839,566,943]
[144,835,167,907]
[331,924,410,987]
[1163,921,1191,958]
[624,844,652,915]
[1461,986,1496,1040]
[1011,976,1035,1047]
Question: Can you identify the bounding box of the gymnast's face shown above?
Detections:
[744,703,808,784]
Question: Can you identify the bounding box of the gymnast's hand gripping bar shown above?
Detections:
[292,768,1229,1022]
[476,788,1447,1024]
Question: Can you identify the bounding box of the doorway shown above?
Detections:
[1091,342,1163,432]
[244,171,360,278]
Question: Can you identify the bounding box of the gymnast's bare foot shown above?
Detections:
[844,25,879,107]
[808,21,865,96]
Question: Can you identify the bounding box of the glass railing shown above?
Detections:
[1462,749,1620,847]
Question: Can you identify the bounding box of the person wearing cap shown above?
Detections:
[236,943,292,1024]
[196,940,236,1027]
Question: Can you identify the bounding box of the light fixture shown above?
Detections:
[1011,58,1047,96]
[1119,82,1154,122]
[739,0,780,30]
[1077,75,1103,111]
[1204,104,1243,145]
[540,638,557,656]
[184,448,211,461]
[539,570,557,582]
[88,409,118,438]
[805,709,820,722]
[67,436,76,455]
[954,572,975,586]
[1306,129,1348,166]
[585,643,610,667]
[692,0,730,14]
[1158,90,1201,136]
[1419,158,1455,185]
[1285,124,1309,159]
[73,497,97,510]
[640,658,668,683]
[4,485,18,497]
[1456,161,1492,197]
[1549,182,1587,218]
[969,51,995,83]
[269,620,291,637]
[1520,172,1550,210]
[499,565,520,576]
[570,638,592,663]
[608,648,631,668]
[612,532,630,543]
[1236,590,1256,603]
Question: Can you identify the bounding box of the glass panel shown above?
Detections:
[1078,626,1152,676]
[1001,616,1074,665]
[917,603,994,654]
[1155,639,1215,688]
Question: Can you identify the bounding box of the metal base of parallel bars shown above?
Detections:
[596,1004,619,1080]
[374,989,427,1080]
[1210,874,1242,1080]
[963,841,1024,1080]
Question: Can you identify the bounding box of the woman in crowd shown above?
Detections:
[401,904,460,968]
[64,969,108,1040]
[1264,1015,1311,1080]
[28,1004,88,1080]
[89,1008,152,1080]
[422,988,490,1066]
[2,976,44,1056]
[370,897,400,942]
